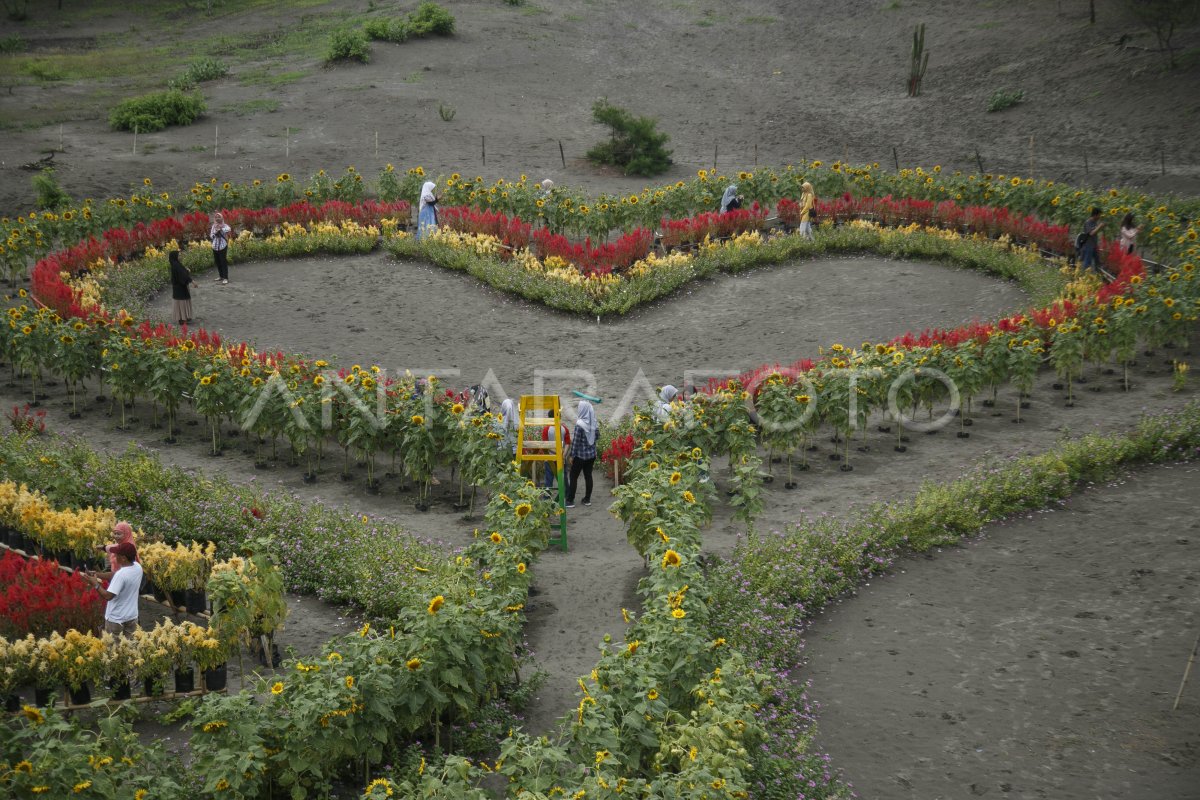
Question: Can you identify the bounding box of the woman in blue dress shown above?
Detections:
[416,180,439,239]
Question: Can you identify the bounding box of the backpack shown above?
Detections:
[1074,231,1089,251]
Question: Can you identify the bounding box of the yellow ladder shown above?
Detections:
[516,395,568,551]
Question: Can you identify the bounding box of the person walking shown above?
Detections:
[210,212,232,284]
[1078,207,1105,271]
[566,400,598,508]
[169,251,198,326]
[1119,213,1142,255]
[798,182,817,240]
[86,541,142,638]
[416,181,439,240]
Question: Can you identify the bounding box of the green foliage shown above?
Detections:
[987,87,1025,112]
[31,168,72,210]
[438,102,456,121]
[167,56,229,90]
[325,28,370,64]
[364,2,454,43]
[20,60,65,81]
[0,34,24,53]
[363,17,412,42]
[409,1,456,35]
[586,99,673,176]
[108,89,205,132]
[908,22,929,96]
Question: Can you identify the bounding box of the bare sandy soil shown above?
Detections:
[803,463,1200,800]
[2,0,1199,216]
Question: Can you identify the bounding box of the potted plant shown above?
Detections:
[99,630,138,701]
[56,629,104,705]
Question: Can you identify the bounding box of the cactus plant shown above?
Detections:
[908,23,929,97]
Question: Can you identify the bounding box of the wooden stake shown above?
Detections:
[58,124,63,153]
[214,126,219,158]
[974,148,984,174]
[559,139,566,169]
[1161,148,1166,176]
[1172,630,1200,711]
[133,124,137,156]
[375,131,378,159]
[713,142,718,172]
[754,142,758,168]
[285,127,289,160]
[1029,134,1035,178]
[482,135,486,166]
[892,146,899,172]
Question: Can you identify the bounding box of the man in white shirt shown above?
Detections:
[86,541,142,637]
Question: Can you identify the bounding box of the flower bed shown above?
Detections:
[0,551,102,638]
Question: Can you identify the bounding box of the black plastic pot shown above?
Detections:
[33,686,56,707]
[169,589,187,610]
[202,664,227,692]
[175,668,195,694]
[4,693,20,712]
[110,680,132,701]
[143,676,165,697]
[68,684,91,706]
[185,589,207,615]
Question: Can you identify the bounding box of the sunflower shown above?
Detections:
[661,549,681,568]
[345,675,355,689]
[682,490,696,504]
[200,376,213,386]
[271,681,284,695]
[642,439,654,451]
[410,414,424,425]
[490,531,503,543]
[516,562,527,574]
[21,705,44,725]
[427,595,445,614]
[647,688,659,700]
[669,471,681,485]
[671,608,686,619]
[406,657,421,670]
[514,502,532,518]
[450,402,465,414]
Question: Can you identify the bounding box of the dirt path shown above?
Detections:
[801,463,1200,800]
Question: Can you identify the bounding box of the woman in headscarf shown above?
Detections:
[497,398,518,455]
[416,181,439,240]
[96,520,137,579]
[566,400,598,508]
[798,182,816,240]
[655,384,678,423]
[169,250,198,326]
[719,184,741,213]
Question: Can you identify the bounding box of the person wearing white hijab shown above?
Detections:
[497,398,518,454]
[655,384,678,423]
[719,184,741,213]
[416,180,439,240]
[566,400,598,508]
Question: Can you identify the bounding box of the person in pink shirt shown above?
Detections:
[96,521,136,579]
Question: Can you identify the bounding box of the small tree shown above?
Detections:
[586,99,673,177]
[1125,0,1200,68]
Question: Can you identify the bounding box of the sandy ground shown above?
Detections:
[802,463,1200,800]
[2,0,1199,217]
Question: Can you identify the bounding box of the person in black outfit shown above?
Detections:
[169,251,197,326]
[566,400,598,508]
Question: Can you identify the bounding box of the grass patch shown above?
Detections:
[19,60,67,81]
[1,45,174,84]
[0,34,25,54]
[987,87,1025,112]
[402,71,423,83]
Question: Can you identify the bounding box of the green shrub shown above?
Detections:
[168,56,229,90]
[364,17,411,42]
[108,89,205,132]
[987,88,1024,112]
[409,1,455,35]
[21,60,66,81]
[586,99,673,176]
[32,168,72,210]
[0,34,24,54]
[325,28,370,63]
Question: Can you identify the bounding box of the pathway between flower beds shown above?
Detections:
[801,463,1200,800]
[8,250,1196,737]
